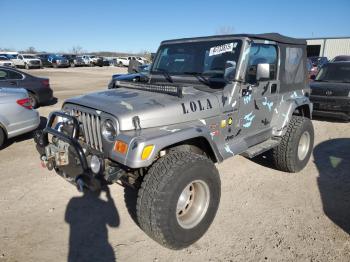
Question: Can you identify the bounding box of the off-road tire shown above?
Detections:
[0,127,5,148]
[272,115,314,172]
[136,150,221,249]
[28,92,38,109]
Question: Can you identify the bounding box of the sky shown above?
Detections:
[1,0,350,53]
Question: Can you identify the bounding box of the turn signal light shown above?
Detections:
[141,145,154,160]
[114,140,128,154]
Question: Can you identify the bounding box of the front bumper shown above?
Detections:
[311,95,350,120]
[35,111,127,187]
[38,111,89,172]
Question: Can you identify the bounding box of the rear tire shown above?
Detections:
[28,92,38,109]
[0,128,5,148]
[272,115,314,172]
[136,150,221,249]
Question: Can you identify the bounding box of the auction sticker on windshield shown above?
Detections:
[209,42,237,56]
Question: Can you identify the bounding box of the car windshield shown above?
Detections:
[152,39,242,79]
[316,63,350,82]
[23,55,36,59]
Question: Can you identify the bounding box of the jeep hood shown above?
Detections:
[64,87,221,131]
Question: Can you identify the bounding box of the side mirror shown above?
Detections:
[256,63,270,81]
[223,60,236,82]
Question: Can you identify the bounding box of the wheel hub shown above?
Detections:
[298,131,311,160]
[176,180,210,229]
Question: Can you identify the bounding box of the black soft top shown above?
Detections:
[162,33,306,46]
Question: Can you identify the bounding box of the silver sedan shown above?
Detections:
[0,87,40,148]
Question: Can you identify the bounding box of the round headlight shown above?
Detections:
[101,119,117,141]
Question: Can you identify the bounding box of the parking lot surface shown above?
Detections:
[0,67,349,262]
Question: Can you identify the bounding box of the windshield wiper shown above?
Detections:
[153,68,173,83]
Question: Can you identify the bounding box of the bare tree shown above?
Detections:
[137,49,152,61]
[25,46,36,53]
[215,26,235,35]
[71,45,83,54]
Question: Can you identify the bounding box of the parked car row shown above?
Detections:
[0,52,149,69]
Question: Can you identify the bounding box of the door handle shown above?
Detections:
[9,81,17,86]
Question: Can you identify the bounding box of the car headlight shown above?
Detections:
[101,119,118,141]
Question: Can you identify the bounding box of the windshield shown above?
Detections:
[152,39,242,78]
[23,55,36,59]
[316,63,350,82]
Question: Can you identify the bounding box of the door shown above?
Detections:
[12,54,22,67]
[237,43,279,145]
[0,69,20,88]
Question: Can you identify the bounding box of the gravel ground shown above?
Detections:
[0,67,349,262]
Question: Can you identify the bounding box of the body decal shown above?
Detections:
[181,99,212,114]
[160,126,181,133]
[224,143,234,155]
[243,112,255,128]
[262,97,274,112]
[243,94,252,104]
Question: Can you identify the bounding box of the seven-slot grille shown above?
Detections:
[72,109,103,152]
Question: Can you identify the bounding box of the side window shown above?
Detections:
[0,69,8,80]
[285,47,304,84]
[7,70,23,80]
[246,44,277,83]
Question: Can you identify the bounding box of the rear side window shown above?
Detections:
[7,70,23,80]
[245,44,278,83]
[0,69,8,80]
[285,47,304,84]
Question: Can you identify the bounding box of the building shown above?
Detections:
[306,37,350,59]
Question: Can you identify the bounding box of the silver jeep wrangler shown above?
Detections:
[35,33,314,249]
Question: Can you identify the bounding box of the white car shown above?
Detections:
[81,55,103,66]
[12,54,42,69]
[0,56,15,67]
[116,56,148,67]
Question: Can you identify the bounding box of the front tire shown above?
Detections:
[272,115,314,172]
[136,150,221,249]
